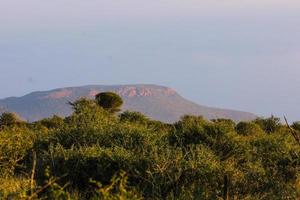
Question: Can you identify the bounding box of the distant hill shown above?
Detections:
[0,84,256,122]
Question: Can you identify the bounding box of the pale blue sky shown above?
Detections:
[1,1,300,121]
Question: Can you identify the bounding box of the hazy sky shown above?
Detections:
[1,1,300,121]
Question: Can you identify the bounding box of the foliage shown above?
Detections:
[119,111,149,125]
[0,127,36,177]
[37,115,65,129]
[253,116,281,133]
[0,112,24,130]
[95,92,123,113]
[0,96,300,199]
[292,121,300,132]
[235,121,263,136]
[91,171,143,200]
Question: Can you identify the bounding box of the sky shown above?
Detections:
[1,0,300,121]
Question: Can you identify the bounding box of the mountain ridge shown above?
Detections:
[0,84,257,122]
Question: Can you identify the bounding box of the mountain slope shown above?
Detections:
[0,84,256,122]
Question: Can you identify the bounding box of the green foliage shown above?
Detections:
[253,116,281,133]
[95,92,123,113]
[65,98,116,131]
[0,112,24,129]
[0,127,36,177]
[169,115,207,146]
[211,118,236,129]
[119,111,149,125]
[37,115,65,129]
[292,121,300,132]
[0,95,299,200]
[91,171,143,200]
[236,121,263,136]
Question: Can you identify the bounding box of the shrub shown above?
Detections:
[119,111,149,125]
[0,127,36,177]
[0,112,24,130]
[253,116,281,133]
[37,115,65,129]
[235,122,263,136]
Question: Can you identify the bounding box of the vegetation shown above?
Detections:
[0,93,299,199]
[0,112,24,130]
[95,92,124,113]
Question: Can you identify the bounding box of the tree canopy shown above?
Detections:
[95,92,123,113]
[0,112,23,129]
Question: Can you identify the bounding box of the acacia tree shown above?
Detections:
[95,92,123,113]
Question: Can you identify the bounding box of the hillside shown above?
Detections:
[0,84,256,122]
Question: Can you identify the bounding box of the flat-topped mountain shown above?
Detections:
[0,84,256,122]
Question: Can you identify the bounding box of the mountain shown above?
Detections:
[0,84,256,122]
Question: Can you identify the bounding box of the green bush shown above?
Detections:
[36,115,65,129]
[119,111,149,125]
[236,121,263,136]
[253,116,281,133]
[0,127,36,177]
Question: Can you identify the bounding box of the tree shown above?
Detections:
[0,112,23,129]
[235,121,263,136]
[253,116,281,133]
[65,98,114,130]
[95,92,123,113]
[68,98,98,114]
